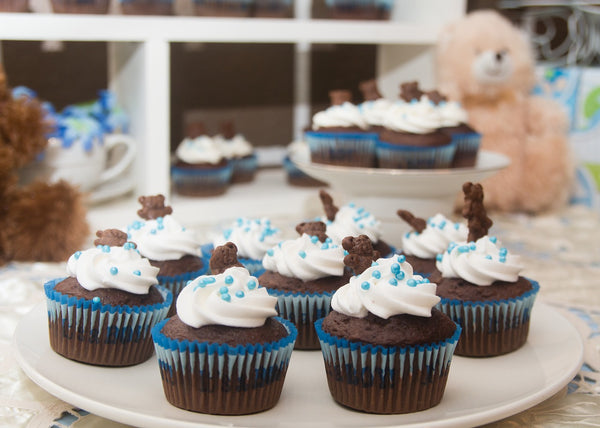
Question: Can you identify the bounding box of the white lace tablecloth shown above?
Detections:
[1,205,600,427]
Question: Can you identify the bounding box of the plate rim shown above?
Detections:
[13,302,583,428]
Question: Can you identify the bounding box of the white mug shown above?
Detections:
[19,133,136,192]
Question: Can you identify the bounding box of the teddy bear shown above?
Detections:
[436,10,574,213]
[0,63,89,264]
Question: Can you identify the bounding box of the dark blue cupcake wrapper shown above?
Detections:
[44,278,173,342]
[450,132,481,153]
[305,131,377,167]
[266,288,334,325]
[376,140,457,169]
[151,316,297,380]
[436,279,540,332]
[231,154,258,176]
[315,318,461,377]
[171,163,233,192]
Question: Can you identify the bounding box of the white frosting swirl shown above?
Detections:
[359,98,393,127]
[436,236,523,286]
[402,214,468,258]
[262,234,346,281]
[211,217,283,261]
[176,266,277,328]
[214,134,254,158]
[332,254,440,318]
[437,100,469,127]
[312,102,369,130]
[126,215,202,262]
[287,139,311,162]
[175,136,225,165]
[321,203,382,246]
[382,97,443,134]
[67,243,159,295]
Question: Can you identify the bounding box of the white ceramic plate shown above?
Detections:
[14,302,582,428]
[291,150,510,198]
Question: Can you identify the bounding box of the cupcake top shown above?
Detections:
[332,254,440,319]
[214,134,253,158]
[400,211,468,259]
[175,135,225,165]
[126,195,202,262]
[211,217,283,261]
[312,90,369,131]
[436,100,469,128]
[176,266,277,328]
[321,203,382,245]
[67,230,159,295]
[382,96,443,134]
[262,233,346,281]
[435,236,523,286]
[287,139,311,161]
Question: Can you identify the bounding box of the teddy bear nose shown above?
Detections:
[495,51,504,62]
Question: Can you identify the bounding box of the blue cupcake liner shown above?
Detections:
[200,243,265,276]
[171,163,233,196]
[376,140,457,169]
[151,316,297,414]
[266,288,335,349]
[436,279,540,356]
[305,131,377,168]
[44,278,173,365]
[314,317,461,413]
[450,132,481,167]
[230,154,258,183]
[157,265,208,300]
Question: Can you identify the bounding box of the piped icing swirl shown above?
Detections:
[382,97,443,134]
[176,266,277,328]
[402,213,468,259]
[215,134,254,158]
[320,203,382,245]
[212,217,282,261]
[332,254,440,319]
[359,98,393,127]
[175,136,225,164]
[126,215,202,262]
[436,100,469,128]
[435,236,523,286]
[67,243,159,295]
[262,234,346,281]
[312,102,369,130]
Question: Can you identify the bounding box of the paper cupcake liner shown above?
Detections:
[266,288,334,350]
[327,0,393,20]
[171,163,233,197]
[151,317,297,415]
[230,154,258,183]
[450,132,481,168]
[376,140,457,169]
[120,0,172,15]
[44,278,173,366]
[200,243,265,276]
[436,280,540,357]
[193,0,252,17]
[305,131,377,168]
[314,318,461,414]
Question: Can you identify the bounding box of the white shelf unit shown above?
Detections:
[0,0,465,198]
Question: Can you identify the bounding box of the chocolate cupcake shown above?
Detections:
[258,221,352,349]
[397,209,468,276]
[316,190,395,257]
[305,90,378,168]
[430,182,539,357]
[213,121,257,184]
[151,243,297,415]
[44,229,172,366]
[315,251,460,414]
[126,195,207,308]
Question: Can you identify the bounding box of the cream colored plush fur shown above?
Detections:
[436,10,574,213]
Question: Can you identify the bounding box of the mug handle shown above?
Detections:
[99,133,136,184]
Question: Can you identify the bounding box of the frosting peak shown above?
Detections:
[312,102,369,130]
[332,254,440,319]
[176,266,277,328]
[175,136,225,164]
[212,217,282,261]
[321,203,382,246]
[402,213,468,258]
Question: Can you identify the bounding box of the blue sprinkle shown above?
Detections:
[325,237,332,244]
[298,250,306,259]
[372,270,381,279]
[102,245,110,253]
[469,242,476,250]
[223,229,232,239]
[156,216,163,223]
[457,245,470,253]
[499,247,508,255]
[225,275,234,285]
[247,279,257,290]
[186,280,193,285]
[361,281,370,290]
[405,232,411,239]
[389,278,398,286]
[349,202,355,208]
[321,243,329,250]
[396,271,405,280]
[219,286,229,294]
[259,235,265,242]
[110,267,118,275]
[371,261,379,267]
[74,251,82,260]
[489,236,497,243]
[204,277,216,284]
[127,233,132,239]
[157,224,164,230]
[499,257,506,263]
[150,229,157,235]
[343,250,349,256]
[390,263,400,274]
[407,279,417,287]
[436,254,443,262]
[397,255,406,263]
[133,270,141,276]
[485,255,492,260]
[221,294,231,302]
[92,296,101,304]
[267,249,274,257]
[439,220,447,229]
[235,290,245,298]
[311,236,319,244]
